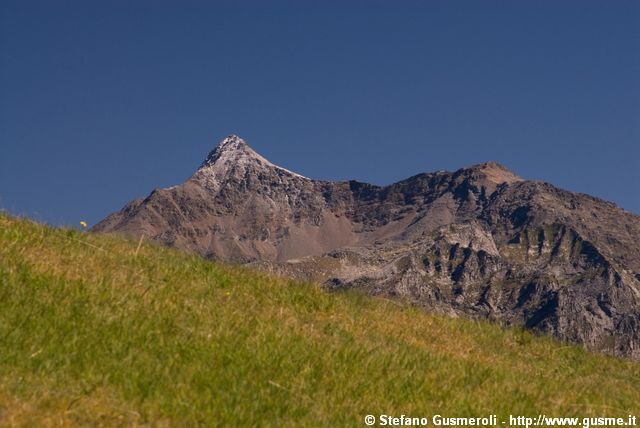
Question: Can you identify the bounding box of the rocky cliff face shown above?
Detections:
[93,135,640,358]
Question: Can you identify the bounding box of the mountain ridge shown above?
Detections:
[93,135,640,358]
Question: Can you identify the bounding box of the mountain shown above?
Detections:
[93,135,640,358]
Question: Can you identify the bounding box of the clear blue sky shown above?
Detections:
[1,1,639,226]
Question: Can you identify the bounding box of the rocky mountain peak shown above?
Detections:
[467,161,521,180]
[453,161,523,192]
[199,135,260,168]
[93,135,640,359]
[194,135,309,185]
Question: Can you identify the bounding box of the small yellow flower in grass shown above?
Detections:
[79,221,88,228]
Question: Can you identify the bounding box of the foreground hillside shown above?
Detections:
[1,214,639,426]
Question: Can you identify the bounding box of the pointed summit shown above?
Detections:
[196,135,309,181]
[200,135,260,168]
[216,134,249,151]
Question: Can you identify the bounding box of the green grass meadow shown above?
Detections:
[0,214,639,426]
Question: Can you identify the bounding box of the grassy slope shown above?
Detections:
[0,214,639,427]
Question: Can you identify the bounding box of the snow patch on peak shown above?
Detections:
[216,134,249,152]
[272,164,310,180]
[199,135,254,168]
[196,135,310,181]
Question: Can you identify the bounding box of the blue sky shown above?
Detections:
[1,1,639,226]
